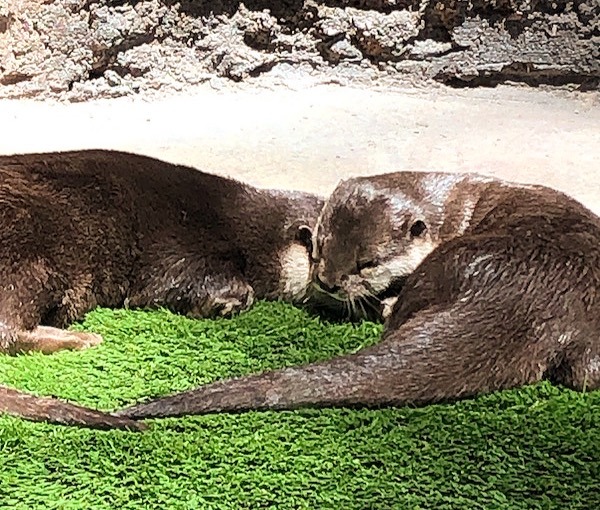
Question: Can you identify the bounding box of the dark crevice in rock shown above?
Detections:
[321,0,419,14]
[160,0,306,20]
[89,33,158,80]
[0,72,31,86]
[438,63,600,89]
[248,60,279,77]
[0,14,14,33]
[408,41,469,60]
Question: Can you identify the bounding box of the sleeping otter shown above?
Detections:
[0,149,322,426]
[115,171,600,420]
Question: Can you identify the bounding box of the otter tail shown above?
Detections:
[115,343,401,420]
[0,385,146,431]
[115,302,556,422]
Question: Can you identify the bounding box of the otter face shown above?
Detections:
[311,180,438,320]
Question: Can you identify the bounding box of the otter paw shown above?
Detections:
[16,326,104,354]
[213,284,255,318]
[214,296,251,317]
[69,331,104,350]
[191,283,255,319]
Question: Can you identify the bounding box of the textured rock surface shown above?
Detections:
[1,0,598,100]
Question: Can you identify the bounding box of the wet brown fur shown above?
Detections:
[116,172,600,420]
[0,386,145,430]
[0,149,322,426]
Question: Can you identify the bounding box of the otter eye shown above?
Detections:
[357,259,377,272]
[410,220,427,238]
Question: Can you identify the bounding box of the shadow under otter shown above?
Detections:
[116,173,600,421]
[0,149,322,427]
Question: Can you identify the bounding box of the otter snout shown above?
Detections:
[315,273,340,294]
[315,270,371,301]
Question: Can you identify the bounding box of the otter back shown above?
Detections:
[0,149,322,426]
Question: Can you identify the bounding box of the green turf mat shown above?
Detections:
[1,302,598,510]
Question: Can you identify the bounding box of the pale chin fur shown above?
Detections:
[381,296,399,320]
[278,242,313,302]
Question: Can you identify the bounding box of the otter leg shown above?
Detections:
[11,326,103,355]
[1,314,103,355]
[0,266,103,355]
[128,256,254,319]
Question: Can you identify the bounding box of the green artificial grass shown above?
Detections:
[0,302,598,510]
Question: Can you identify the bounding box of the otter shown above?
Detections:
[114,171,600,421]
[0,149,322,426]
[0,386,145,430]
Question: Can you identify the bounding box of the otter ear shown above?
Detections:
[410,220,427,238]
[296,225,314,252]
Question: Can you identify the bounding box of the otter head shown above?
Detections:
[311,178,440,320]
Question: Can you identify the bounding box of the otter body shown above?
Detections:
[0,149,322,426]
[116,171,600,420]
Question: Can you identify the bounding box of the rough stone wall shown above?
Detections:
[1,0,598,100]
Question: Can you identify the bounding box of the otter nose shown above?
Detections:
[315,274,340,294]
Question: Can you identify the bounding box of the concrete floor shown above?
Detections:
[1,83,598,213]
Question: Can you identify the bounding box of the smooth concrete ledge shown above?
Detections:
[1,83,598,213]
